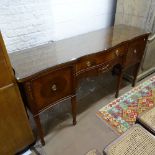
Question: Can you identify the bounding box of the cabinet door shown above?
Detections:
[27,66,73,112]
[125,36,147,67]
[0,84,34,155]
[0,33,14,87]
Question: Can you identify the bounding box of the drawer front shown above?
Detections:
[125,36,147,67]
[28,67,73,111]
[76,44,125,73]
[0,48,13,87]
[76,58,123,79]
[98,59,119,74]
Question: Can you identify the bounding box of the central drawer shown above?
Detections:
[29,67,73,111]
[76,44,125,73]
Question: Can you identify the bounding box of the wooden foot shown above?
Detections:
[115,71,123,98]
[34,115,45,146]
[71,96,77,125]
[132,63,140,87]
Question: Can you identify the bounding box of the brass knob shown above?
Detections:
[134,49,137,54]
[51,84,57,91]
[86,61,91,67]
[115,50,119,56]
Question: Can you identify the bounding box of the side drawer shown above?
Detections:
[125,36,148,67]
[76,44,125,73]
[25,66,73,112]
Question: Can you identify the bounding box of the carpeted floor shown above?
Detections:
[28,72,155,155]
[97,76,155,134]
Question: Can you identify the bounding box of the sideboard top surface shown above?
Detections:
[9,24,149,81]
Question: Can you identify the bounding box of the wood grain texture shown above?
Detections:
[26,66,74,112]
[0,85,34,154]
[0,33,15,87]
[9,25,149,80]
[0,32,34,154]
[9,25,150,145]
[124,35,148,68]
[76,43,126,75]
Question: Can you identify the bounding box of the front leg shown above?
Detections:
[112,64,123,98]
[71,95,77,125]
[34,115,45,146]
[115,70,123,98]
[132,63,140,87]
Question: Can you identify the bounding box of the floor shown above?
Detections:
[28,72,155,155]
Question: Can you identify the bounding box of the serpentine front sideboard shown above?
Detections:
[9,25,149,145]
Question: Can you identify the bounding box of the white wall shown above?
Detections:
[0,0,53,53]
[0,0,116,53]
[51,0,116,40]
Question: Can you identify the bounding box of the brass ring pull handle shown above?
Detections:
[51,84,57,91]
[86,61,91,67]
[115,50,119,57]
[134,49,137,54]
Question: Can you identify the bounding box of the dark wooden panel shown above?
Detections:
[125,36,148,67]
[76,44,125,73]
[27,67,73,111]
[76,57,123,79]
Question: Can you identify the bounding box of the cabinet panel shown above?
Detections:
[0,47,13,87]
[0,32,34,154]
[0,84,34,155]
[125,36,147,67]
[28,67,73,112]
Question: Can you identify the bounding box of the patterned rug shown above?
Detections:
[97,76,155,134]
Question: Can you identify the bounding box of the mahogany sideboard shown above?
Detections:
[9,25,149,145]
